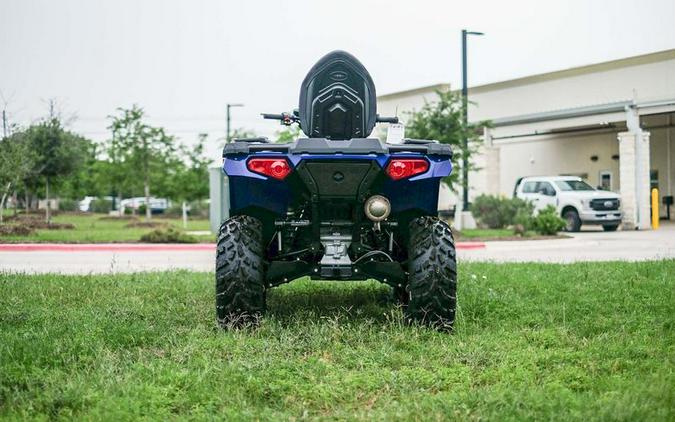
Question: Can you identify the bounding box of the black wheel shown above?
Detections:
[563,209,581,232]
[215,215,266,328]
[603,224,619,232]
[392,285,409,308]
[405,216,457,331]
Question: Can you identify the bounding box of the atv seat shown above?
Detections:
[298,50,377,140]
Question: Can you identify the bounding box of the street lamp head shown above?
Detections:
[228,103,244,108]
[467,31,484,36]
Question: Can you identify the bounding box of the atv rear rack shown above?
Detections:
[223,138,452,157]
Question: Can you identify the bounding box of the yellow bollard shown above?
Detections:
[651,188,659,230]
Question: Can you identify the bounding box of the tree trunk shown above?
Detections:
[45,177,51,224]
[182,201,188,229]
[12,191,17,216]
[117,193,123,217]
[24,191,29,214]
[0,182,10,224]
[144,181,151,220]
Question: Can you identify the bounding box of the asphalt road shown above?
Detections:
[1,224,673,274]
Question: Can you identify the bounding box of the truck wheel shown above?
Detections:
[215,215,266,328]
[405,216,457,331]
[603,224,619,232]
[563,209,581,232]
[392,286,409,307]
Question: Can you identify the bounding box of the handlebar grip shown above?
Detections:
[376,115,399,124]
[262,113,285,120]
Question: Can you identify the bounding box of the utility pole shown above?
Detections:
[2,110,7,138]
[461,29,484,211]
[226,103,244,143]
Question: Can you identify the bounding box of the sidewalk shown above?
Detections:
[1,226,673,274]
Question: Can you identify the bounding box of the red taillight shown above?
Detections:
[247,158,292,180]
[385,158,429,180]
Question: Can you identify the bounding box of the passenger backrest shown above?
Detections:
[298,50,377,140]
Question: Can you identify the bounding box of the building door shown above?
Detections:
[599,170,613,191]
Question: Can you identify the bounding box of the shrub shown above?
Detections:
[532,205,566,235]
[138,204,147,215]
[140,227,198,243]
[58,198,79,212]
[471,195,534,229]
[90,198,112,214]
[513,204,535,233]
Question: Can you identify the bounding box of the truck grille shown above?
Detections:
[590,198,620,211]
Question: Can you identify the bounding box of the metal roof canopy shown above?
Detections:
[489,98,675,142]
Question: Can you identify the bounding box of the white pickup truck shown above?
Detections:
[514,176,622,232]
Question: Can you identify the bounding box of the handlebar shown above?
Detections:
[262,113,285,120]
[261,112,300,126]
[376,115,399,124]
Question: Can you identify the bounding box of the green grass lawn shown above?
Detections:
[1,261,673,420]
[456,228,516,240]
[0,213,213,243]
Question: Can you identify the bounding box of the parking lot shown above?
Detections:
[460,223,675,263]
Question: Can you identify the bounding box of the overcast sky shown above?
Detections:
[2,0,674,159]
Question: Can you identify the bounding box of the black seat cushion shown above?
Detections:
[298,50,377,140]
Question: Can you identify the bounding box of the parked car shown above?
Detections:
[120,197,170,214]
[78,196,113,212]
[514,176,622,232]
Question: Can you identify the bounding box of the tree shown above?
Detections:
[56,137,103,200]
[168,134,211,227]
[0,131,35,223]
[22,118,87,222]
[404,90,489,191]
[108,106,176,220]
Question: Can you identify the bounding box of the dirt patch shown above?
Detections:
[0,225,35,236]
[27,222,75,230]
[2,215,75,230]
[125,221,168,229]
[140,227,197,243]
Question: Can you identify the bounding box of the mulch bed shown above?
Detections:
[0,215,75,236]
[0,225,35,236]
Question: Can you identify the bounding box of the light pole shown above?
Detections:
[461,29,483,211]
[226,103,244,143]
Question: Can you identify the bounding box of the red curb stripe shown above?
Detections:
[0,244,216,252]
[456,242,486,250]
[0,242,486,252]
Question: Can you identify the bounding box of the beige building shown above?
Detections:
[377,49,675,229]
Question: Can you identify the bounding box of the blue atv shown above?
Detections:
[218,51,456,329]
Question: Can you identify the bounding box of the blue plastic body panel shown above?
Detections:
[223,141,452,218]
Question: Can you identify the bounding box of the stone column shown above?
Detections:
[618,130,651,230]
